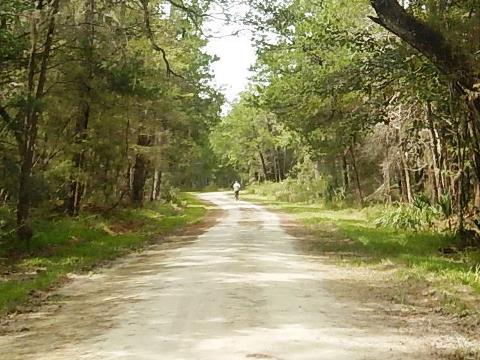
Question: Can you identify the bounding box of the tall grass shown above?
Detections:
[248,179,349,205]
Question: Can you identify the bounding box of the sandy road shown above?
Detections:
[0,192,435,359]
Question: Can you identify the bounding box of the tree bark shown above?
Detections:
[400,149,412,203]
[455,119,467,237]
[369,0,479,93]
[425,102,443,202]
[275,147,284,180]
[342,151,350,191]
[349,145,364,207]
[66,0,95,216]
[475,182,480,209]
[131,134,153,205]
[67,102,90,215]
[272,150,280,182]
[258,150,268,182]
[150,169,162,201]
[17,0,59,240]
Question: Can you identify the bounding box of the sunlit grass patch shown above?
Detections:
[243,192,480,302]
[0,193,207,315]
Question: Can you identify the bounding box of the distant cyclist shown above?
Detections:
[233,181,241,201]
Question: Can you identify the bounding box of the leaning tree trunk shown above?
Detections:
[370,0,480,201]
[17,0,59,241]
[369,0,479,95]
[258,150,268,182]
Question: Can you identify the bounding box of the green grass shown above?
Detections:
[243,192,480,301]
[0,193,207,315]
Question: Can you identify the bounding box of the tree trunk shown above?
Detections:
[275,147,284,180]
[155,170,162,200]
[131,134,153,205]
[349,145,364,207]
[67,102,90,216]
[66,0,95,216]
[400,149,413,203]
[273,151,280,182]
[369,0,478,94]
[383,131,393,202]
[150,169,162,201]
[17,0,59,240]
[425,102,442,202]
[258,150,268,182]
[475,182,480,209]
[455,120,467,237]
[342,151,350,191]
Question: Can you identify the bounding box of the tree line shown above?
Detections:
[212,0,480,243]
[0,0,223,241]
[2,0,480,245]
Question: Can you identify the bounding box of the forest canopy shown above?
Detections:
[0,0,228,240]
[211,0,480,243]
[1,0,480,245]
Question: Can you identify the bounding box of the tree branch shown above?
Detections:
[0,105,22,145]
[139,0,183,78]
[369,0,478,92]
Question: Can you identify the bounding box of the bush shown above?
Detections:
[375,195,440,231]
[438,192,453,218]
[249,178,329,203]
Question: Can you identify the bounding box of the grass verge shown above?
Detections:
[243,192,480,319]
[0,193,207,316]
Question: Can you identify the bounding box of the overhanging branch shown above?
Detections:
[369,0,478,92]
[139,0,183,78]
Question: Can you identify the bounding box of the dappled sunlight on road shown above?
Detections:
[0,192,435,360]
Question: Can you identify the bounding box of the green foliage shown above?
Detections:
[0,0,223,235]
[438,192,453,218]
[210,96,300,182]
[240,0,480,229]
[249,179,326,203]
[375,196,440,231]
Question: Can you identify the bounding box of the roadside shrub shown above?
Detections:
[249,178,329,203]
[437,192,453,218]
[162,186,181,205]
[375,195,440,231]
[0,206,15,244]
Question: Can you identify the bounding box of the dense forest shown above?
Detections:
[212,0,480,245]
[0,0,226,242]
[1,0,480,246]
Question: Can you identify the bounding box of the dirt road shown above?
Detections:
[0,192,436,359]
